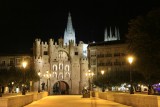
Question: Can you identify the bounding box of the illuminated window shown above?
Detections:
[53,72,57,78]
[59,63,63,70]
[53,65,57,71]
[59,73,63,79]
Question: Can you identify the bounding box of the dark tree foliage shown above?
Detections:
[93,70,145,88]
[0,65,39,88]
[25,65,39,83]
[126,8,160,84]
[0,68,9,86]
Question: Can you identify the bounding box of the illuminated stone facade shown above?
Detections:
[33,13,88,94]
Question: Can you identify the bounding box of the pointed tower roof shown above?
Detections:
[64,12,76,45]
[109,27,112,39]
[104,28,108,41]
[66,12,73,32]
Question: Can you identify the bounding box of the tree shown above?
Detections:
[126,8,160,84]
[0,65,39,93]
[93,69,144,89]
[25,65,39,83]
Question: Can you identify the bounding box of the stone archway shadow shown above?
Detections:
[53,81,69,95]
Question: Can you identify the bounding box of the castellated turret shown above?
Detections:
[58,37,63,47]
[48,38,54,59]
[69,40,75,58]
[34,38,41,57]
[79,58,88,91]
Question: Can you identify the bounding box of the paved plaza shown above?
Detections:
[24,95,131,107]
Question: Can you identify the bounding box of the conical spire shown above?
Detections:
[66,12,73,32]
[104,28,108,41]
[64,12,76,45]
[109,27,112,39]
[117,28,120,40]
[115,26,117,38]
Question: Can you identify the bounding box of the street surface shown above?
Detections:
[24,95,132,107]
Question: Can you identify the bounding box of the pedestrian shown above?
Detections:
[41,82,45,91]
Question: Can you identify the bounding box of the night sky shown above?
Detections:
[0,0,159,54]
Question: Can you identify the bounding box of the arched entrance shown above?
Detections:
[53,81,69,95]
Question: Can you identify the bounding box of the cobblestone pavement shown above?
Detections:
[24,95,132,107]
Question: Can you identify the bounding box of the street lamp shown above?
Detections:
[101,70,105,92]
[22,61,27,95]
[85,70,94,91]
[44,71,51,95]
[38,71,41,93]
[128,56,134,94]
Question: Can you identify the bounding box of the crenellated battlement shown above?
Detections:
[80,57,88,63]
[34,56,42,59]
[34,56,43,62]
[49,38,54,45]
[35,38,41,42]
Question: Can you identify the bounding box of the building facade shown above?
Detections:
[0,54,32,69]
[88,29,129,80]
[0,54,32,93]
[33,13,89,94]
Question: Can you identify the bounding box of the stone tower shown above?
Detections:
[33,13,88,95]
[64,12,76,46]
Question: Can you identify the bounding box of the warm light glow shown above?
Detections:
[38,71,41,76]
[86,69,94,77]
[46,71,48,73]
[91,72,94,76]
[44,71,51,79]
[128,56,133,64]
[101,70,104,75]
[88,69,91,72]
[85,73,88,76]
[22,61,27,68]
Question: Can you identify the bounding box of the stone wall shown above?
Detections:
[0,92,48,107]
[94,91,160,107]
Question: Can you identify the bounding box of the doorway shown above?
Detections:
[53,81,69,95]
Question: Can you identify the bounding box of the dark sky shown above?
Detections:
[0,0,159,54]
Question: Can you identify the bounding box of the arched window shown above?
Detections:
[53,65,57,71]
[59,63,63,70]
[53,72,57,78]
[65,65,69,71]
[58,73,63,79]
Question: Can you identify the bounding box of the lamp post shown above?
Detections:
[44,71,51,95]
[128,56,134,94]
[101,70,105,92]
[22,61,27,95]
[38,71,41,93]
[85,70,94,91]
